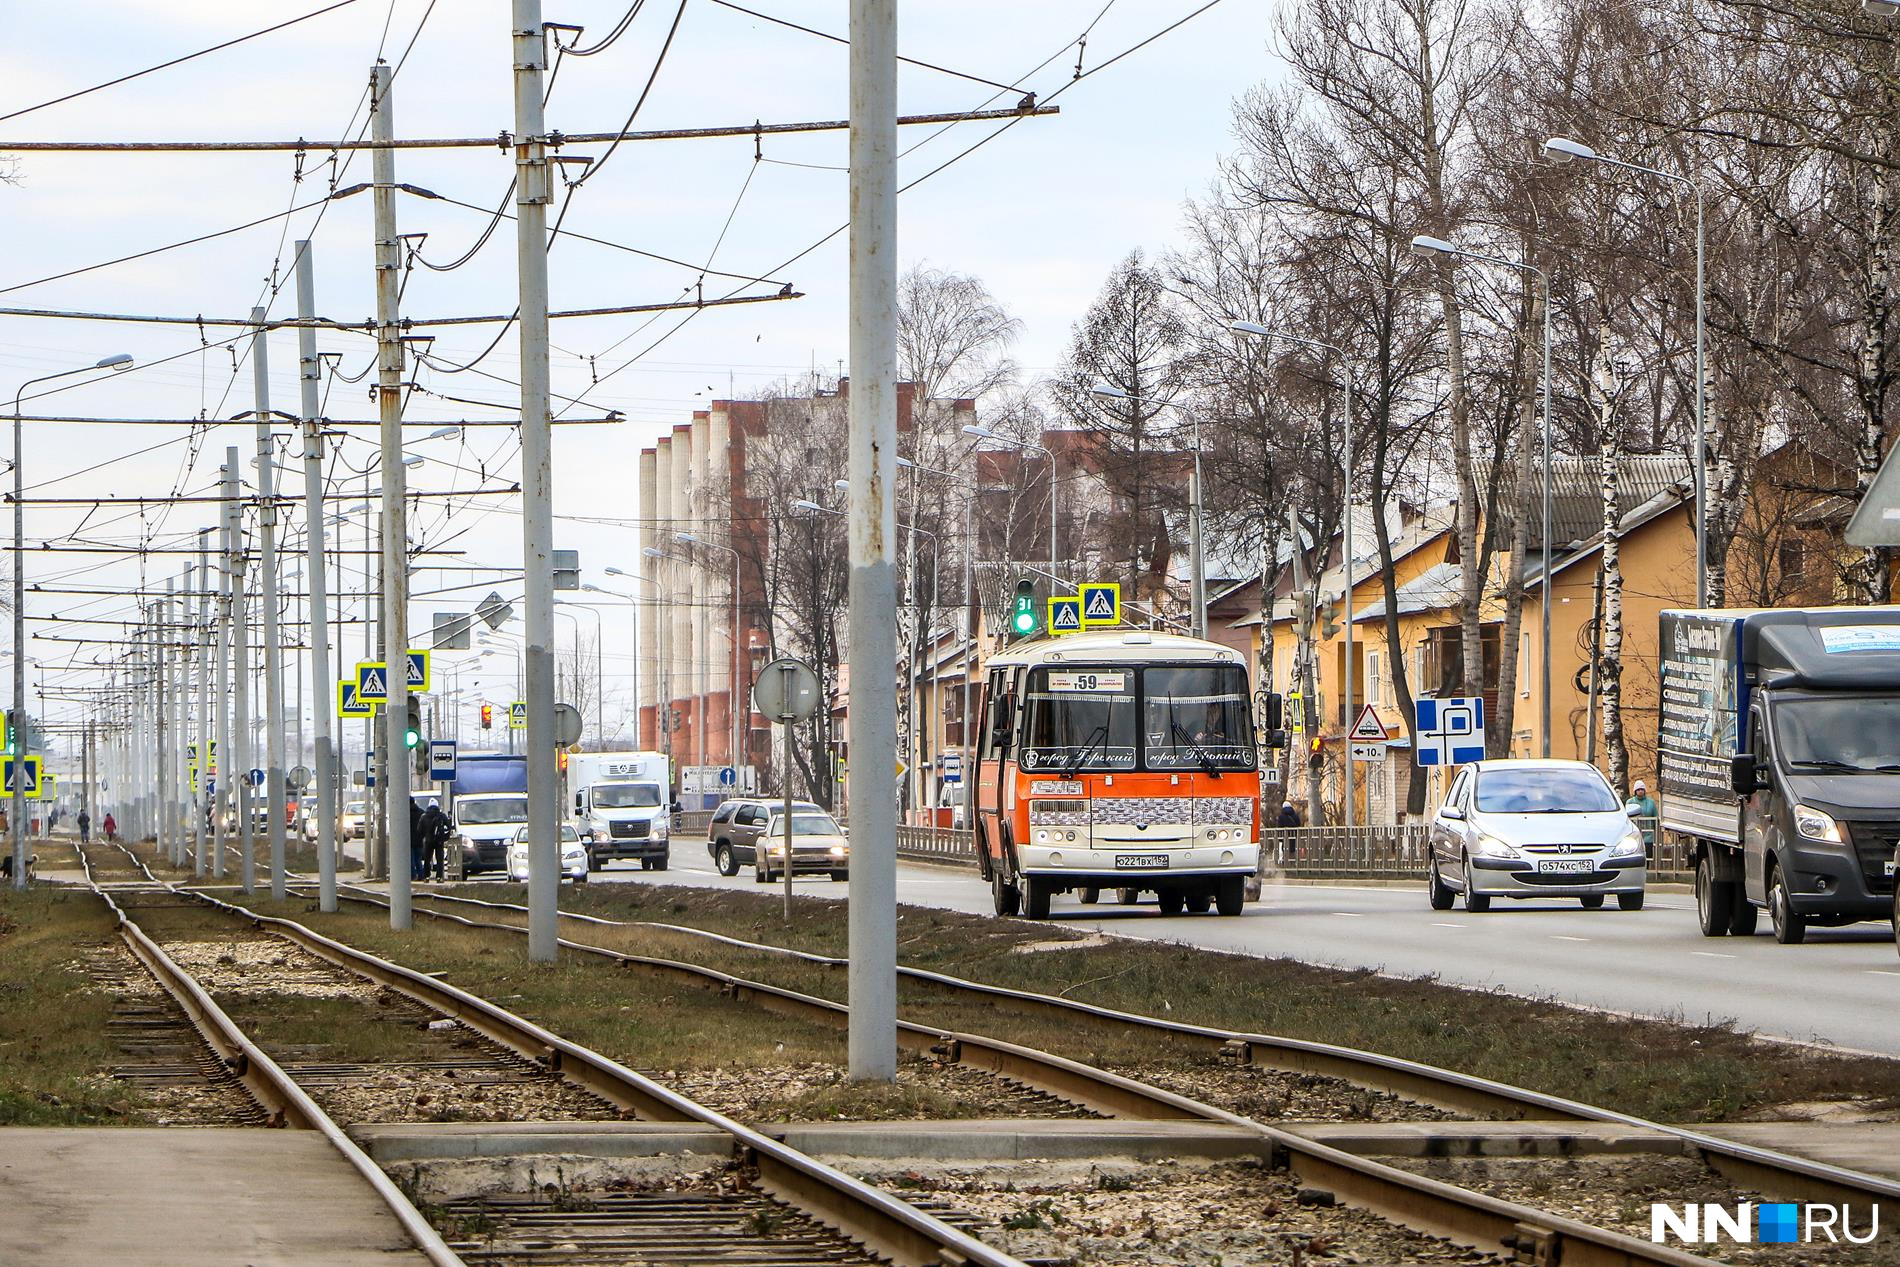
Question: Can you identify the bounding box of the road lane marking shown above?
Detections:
[1868,970,1900,978]
[1430,922,1465,929]
[1331,912,1364,918]
[1691,951,1736,959]
[1551,935,1590,942]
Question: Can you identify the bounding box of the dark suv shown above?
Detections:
[707,798,845,880]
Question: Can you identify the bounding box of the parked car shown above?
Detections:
[1427,759,1648,913]
[707,798,820,876]
[338,799,368,841]
[506,823,590,884]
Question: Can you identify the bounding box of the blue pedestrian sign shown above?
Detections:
[406,650,431,693]
[2,755,41,798]
[356,661,390,703]
[1079,582,1121,627]
[428,740,458,782]
[1048,596,1083,634]
[1414,696,1485,767]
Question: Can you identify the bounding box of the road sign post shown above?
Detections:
[754,657,820,925]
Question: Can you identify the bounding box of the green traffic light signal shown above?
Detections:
[404,698,422,749]
[1010,578,1038,637]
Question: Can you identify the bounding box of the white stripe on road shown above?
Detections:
[1430,922,1465,929]
[1552,935,1590,942]
[1331,912,1364,918]
[1691,951,1736,959]
[1867,970,1900,978]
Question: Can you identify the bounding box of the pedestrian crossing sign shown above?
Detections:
[406,649,430,693]
[3,755,41,798]
[356,661,390,703]
[1079,582,1120,627]
[509,701,528,730]
[338,678,376,718]
[1048,596,1083,634]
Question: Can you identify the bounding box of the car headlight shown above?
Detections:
[829,845,846,857]
[652,818,669,838]
[1475,834,1522,859]
[1793,804,1843,843]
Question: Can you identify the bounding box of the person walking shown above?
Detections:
[1624,779,1658,854]
[77,810,91,843]
[418,801,448,882]
[102,812,117,843]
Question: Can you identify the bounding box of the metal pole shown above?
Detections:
[846,0,898,1082]
[196,530,211,876]
[181,562,196,867]
[296,240,339,912]
[1189,438,1206,639]
[252,307,288,900]
[10,389,24,887]
[1538,273,1553,759]
[782,663,794,921]
[1341,368,1355,831]
[730,551,741,775]
[230,449,256,894]
[371,62,414,928]
[512,4,559,961]
[216,454,236,880]
[154,596,168,863]
[1693,186,1707,608]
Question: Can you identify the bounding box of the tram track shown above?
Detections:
[77,842,1022,1267]
[295,881,1753,1266]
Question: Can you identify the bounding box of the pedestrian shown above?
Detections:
[1624,779,1658,850]
[102,812,117,843]
[418,800,448,882]
[77,810,91,843]
[409,798,428,880]
[1276,801,1301,829]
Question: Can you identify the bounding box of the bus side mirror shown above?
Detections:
[1730,754,1761,796]
[991,695,1015,743]
[1263,730,1289,751]
[1261,692,1285,733]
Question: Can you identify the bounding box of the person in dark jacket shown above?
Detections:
[1276,801,1301,828]
[418,801,449,881]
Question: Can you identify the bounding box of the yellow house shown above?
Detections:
[1226,461,1697,823]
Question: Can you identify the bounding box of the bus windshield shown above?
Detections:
[1143,664,1257,771]
[1019,668,1138,773]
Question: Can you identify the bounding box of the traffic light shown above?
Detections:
[404,696,423,750]
[480,702,494,730]
[1010,578,1038,638]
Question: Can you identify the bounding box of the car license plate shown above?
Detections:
[1115,854,1168,870]
[1536,859,1594,874]
[1886,860,1897,878]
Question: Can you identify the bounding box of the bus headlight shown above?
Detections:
[1035,830,1048,843]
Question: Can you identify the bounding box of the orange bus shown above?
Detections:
[973,629,1261,919]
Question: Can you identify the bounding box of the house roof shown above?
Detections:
[1353,561,1463,622]
[1506,454,1691,549]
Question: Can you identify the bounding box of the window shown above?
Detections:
[1472,767,1617,813]
[1367,650,1383,706]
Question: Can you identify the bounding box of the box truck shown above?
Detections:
[446,752,529,876]
[566,750,671,871]
[1658,607,1900,943]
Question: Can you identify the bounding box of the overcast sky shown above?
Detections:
[0,0,1272,758]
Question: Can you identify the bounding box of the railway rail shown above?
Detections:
[77,843,1021,1267]
[387,885,1900,1224]
[302,882,1742,1267]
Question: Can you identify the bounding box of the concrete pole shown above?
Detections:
[510,4,559,960]
[159,583,173,864]
[196,530,212,876]
[1693,186,1707,609]
[215,465,234,878]
[13,388,26,884]
[229,449,255,893]
[846,0,898,1082]
[1189,450,1205,639]
[296,241,339,912]
[1342,372,1354,831]
[370,62,413,927]
[252,308,288,900]
[1537,275,1553,759]
[181,563,196,867]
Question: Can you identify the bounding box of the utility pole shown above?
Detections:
[217,452,238,883]
[846,0,898,1082]
[296,241,339,912]
[512,3,559,962]
[252,307,288,901]
[158,582,173,865]
[233,447,255,894]
[181,562,196,868]
[196,529,212,877]
[370,61,413,928]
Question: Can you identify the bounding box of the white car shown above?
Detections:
[506,824,590,884]
[1428,759,1648,912]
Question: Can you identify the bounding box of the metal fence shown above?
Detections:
[674,810,716,838]
[1264,825,1432,877]
[894,825,977,864]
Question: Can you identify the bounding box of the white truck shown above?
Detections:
[567,750,671,871]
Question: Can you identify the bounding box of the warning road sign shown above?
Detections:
[509,701,528,730]
[1079,582,1120,626]
[3,755,42,798]
[356,662,390,703]
[1348,704,1388,742]
[406,649,430,692]
[1049,596,1083,633]
[338,679,375,718]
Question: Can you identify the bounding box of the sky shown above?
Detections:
[0,0,1274,765]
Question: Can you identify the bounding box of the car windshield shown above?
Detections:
[768,812,841,836]
[1473,769,1619,814]
[458,796,529,824]
[1020,667,1138,772]
[1773,697,1900,772]
[1142,665,1258,771]
[512,825,580,844]
[592,783,663,808]
[344,802,365,815]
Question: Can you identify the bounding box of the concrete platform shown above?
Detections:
[0,1128,432,1267]
[1699,1122,1900,1183]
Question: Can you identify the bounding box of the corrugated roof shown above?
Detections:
[1353,561,1463,622]
[1485,454,1690,550]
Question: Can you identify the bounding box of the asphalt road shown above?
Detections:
[584,840,1900,1058]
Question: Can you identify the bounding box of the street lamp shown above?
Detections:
[676,531,745,778]
[1542,135,1707,609]
[552,603,603,748]
[1408,235,1555,759]
[961,423,1057,576]
[1229,322,1360,827]
[13,352,132,887]
[596,573,664,754]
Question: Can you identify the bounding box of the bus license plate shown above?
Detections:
[1536,859,1593,874]
[1116,854,1168,870]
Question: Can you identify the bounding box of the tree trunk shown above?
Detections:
[1591,345,1629,792]
[1490,274,1542,759]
